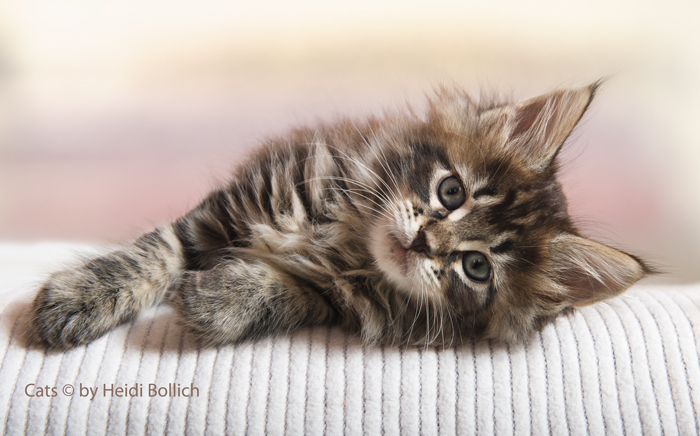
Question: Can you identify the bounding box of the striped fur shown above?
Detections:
[30,84,649,349]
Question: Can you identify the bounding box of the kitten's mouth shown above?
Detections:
[369,220,422,289]
[388,233,413,275]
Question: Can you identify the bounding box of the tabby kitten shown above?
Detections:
[31,83,649,349]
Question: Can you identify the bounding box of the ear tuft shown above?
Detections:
[550,233,647,307]
[506,83,598,171]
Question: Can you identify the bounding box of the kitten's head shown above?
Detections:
[365,83,649,343]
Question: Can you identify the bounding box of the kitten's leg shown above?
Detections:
[172,258,337,345]
[31,226,184,349]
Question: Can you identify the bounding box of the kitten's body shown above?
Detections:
[31,84,648,349]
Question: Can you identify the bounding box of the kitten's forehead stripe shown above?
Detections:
[408,140,451,167]
[473,187,495,198]
[491,189,518,211]
[490,240,515,254]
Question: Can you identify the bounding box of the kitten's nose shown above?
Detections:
[408,229,433,258]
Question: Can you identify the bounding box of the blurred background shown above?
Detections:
[0,1,698,283]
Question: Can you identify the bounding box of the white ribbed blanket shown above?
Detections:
[0,244,698,435]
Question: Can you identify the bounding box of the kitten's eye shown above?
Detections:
[438,176,466,210]
[463,251,491,282]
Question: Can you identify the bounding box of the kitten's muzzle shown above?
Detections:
[408,229,433,259]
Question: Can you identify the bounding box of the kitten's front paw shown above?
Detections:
[31,269,135,349]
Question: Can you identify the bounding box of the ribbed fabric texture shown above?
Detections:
[1,245,699,435]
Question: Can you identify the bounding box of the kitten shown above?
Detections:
[30,83,649,349]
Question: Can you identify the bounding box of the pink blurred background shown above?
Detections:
[0,2,698,283]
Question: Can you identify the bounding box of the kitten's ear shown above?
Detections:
[550,233,647,307]
[505,83,598,171]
